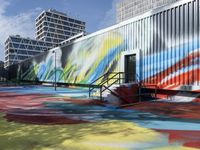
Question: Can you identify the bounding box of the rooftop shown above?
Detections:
[47,8,68,16]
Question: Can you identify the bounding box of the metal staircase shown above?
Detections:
[88,72,158,103]
[88,72,125,101]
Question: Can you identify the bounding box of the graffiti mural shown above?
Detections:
[20,32,125,84]
[21,1,200,89]
[15,0,200,95]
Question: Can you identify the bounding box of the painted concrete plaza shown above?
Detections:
[0,85,199,150]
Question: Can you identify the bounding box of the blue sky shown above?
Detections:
[0,0,120,61]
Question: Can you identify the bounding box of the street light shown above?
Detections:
[52,50,57,91]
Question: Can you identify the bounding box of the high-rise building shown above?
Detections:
[4,35,53,68]
[116,0,179,22]
[35,9,86,47]
[4,9,86,68]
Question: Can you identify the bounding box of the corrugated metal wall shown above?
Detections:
[114,0,199,87]
[18,0,200,90]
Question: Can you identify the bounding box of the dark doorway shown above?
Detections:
[125,54,136,83]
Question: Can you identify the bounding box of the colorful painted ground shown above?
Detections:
[0,85,200,150]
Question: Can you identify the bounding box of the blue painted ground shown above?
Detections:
[0,85,90,98]
[0,85,200,131]
[44,101,200,131]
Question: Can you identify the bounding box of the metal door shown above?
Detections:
[125,54,136,83]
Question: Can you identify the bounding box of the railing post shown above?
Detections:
[89,86,91,97]
[139,82,141,102]
[119,73,120,84]
[107,73,108,86]
[100,86,102,101]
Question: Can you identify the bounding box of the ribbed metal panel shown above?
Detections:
[119,0,200,87]
[18,0,200,91]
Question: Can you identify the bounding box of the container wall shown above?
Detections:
[139,0,200,91]
[20,31,126,84]
[18,0,200,91]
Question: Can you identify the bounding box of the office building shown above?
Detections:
[117,0,179,22]
[4,35,53,68]
[35,9,86,47]
[4,9,86,68]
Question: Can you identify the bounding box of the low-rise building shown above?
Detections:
[4,35,53,68]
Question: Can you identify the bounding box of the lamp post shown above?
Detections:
[52,50,57,91]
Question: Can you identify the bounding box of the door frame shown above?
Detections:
[124,53,136,83]
[120,49,141,83]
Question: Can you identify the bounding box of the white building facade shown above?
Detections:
[35,9,86,47]
[4,35,53,68]
[117,0,179,22]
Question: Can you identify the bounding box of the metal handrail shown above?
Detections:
[89,72,109,85]
[88,72,124,99]
[102,76,124,92]
[89,71,159,102]
[88,72,109,96]
[88,72,109,97]
[89,71,122,86]
[98,73,120,86]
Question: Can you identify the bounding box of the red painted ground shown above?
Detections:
[0,92,54,111]
[5,113,89,125]
[1,90,200,149]
[123,102,200,149]
[157,130,200,149]
[124,102,200,119]
[0,92,94,125]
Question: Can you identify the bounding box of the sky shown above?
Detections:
[0,0,120,61]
